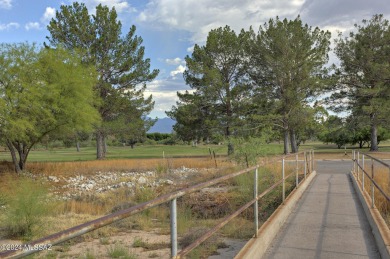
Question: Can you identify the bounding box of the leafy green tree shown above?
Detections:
[46,2,158,159]
[249,16,331,154]
[169,26,251,155]
[0,43,99,172]
[347,114,390,148]
[60,131,91,151]
[330,14,390,151]
[317,115,352,148]
[317,115,343,144]
[147,133,172,142]
[290,105,323,146]
[166,91,215,144]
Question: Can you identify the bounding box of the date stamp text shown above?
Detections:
[0,243,52,252]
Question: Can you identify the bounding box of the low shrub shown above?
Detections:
[107,244,137,259]
[2,177,53,240]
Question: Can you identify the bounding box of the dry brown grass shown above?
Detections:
[356,157,390,226]
[0,154,316,258]
[0,158,236,242]
[24,157,232,177]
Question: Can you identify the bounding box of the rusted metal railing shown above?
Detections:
[0,150,314,259]
[352,150,390,209]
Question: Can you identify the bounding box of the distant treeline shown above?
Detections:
[146,133,172,141]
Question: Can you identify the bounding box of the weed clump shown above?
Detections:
[180,227,226,258]
[1,177,53,240]
[107,244,137,258]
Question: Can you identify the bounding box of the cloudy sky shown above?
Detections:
[1,0,389,118]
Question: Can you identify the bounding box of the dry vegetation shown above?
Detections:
[354,154,390,226]
[0,155,298,258]
[1,150,388,258]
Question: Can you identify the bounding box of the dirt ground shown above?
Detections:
[0,230,170,258]
[1,229,247,258]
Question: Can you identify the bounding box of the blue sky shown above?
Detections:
[1,0,389,118]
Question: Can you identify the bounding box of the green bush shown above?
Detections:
[107,244,137,259]
[2,177,52,240]
[230,137,270,167]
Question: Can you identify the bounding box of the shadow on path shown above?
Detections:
[263,161,380,259]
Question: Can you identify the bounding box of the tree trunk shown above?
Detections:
[96,131,106,159]
[370,119,378,151]
[6,141,22,173]
[227,142,234,156]
[226,123,235,156]
[17,148,26,171]
[283,129,289,155]
[290,129,298,153]
[76,142,80,152]
[283,117,289,155]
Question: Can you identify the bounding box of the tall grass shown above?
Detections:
[0,150,315,258]
[357,155,390,226]
[1,177,54,240]
[25,157,232,177]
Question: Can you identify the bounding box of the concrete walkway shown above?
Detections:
[263,161,381,259]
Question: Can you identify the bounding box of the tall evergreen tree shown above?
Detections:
[249,16,331,154]
[170,26,251,155]
[330,14,390,151]
[166,91,215,144]
[46,2,158,159]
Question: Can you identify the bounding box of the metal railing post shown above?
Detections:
[312,150,315,172]
[304,151,307,179]
[353,150,356,173]
[295,153,299,188]
[282,158,285,203]
[254,168,259,237]
[170,198,178,258]
[371,159,375,208]
[357,152,360,181]
[362,155,365,192]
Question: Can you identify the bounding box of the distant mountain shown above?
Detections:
[148,117,176,133]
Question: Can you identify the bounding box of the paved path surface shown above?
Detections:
[263,161,381,259]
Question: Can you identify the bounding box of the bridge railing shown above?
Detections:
[0,150,314,259]
[352,150,390,217]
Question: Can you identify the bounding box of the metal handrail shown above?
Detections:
[0,150,315,259]
[352,150,390,209]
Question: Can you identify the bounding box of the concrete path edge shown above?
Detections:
[350,171,390,259]
[235,171,317,259]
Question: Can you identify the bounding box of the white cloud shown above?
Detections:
[0,0,12,9]
[299,0,390,35]
[0,22,19,31]
[138,0,304,44]
[83,0,135,13]
[145,86,194,117]
[170,65,185,77]
[186,46,194,53]
[25,22,41,31]
[143,72,191,117]
[41,7,56,23]
[144,80,179,116]
[165,57,184,65]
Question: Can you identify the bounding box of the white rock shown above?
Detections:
[165,180,174,185]
[138,176,147,184]
[48,176,59,182]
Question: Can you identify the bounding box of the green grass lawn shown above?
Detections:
[0,145,230,162]
[300,141,390,153]
[0,141,388,163]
